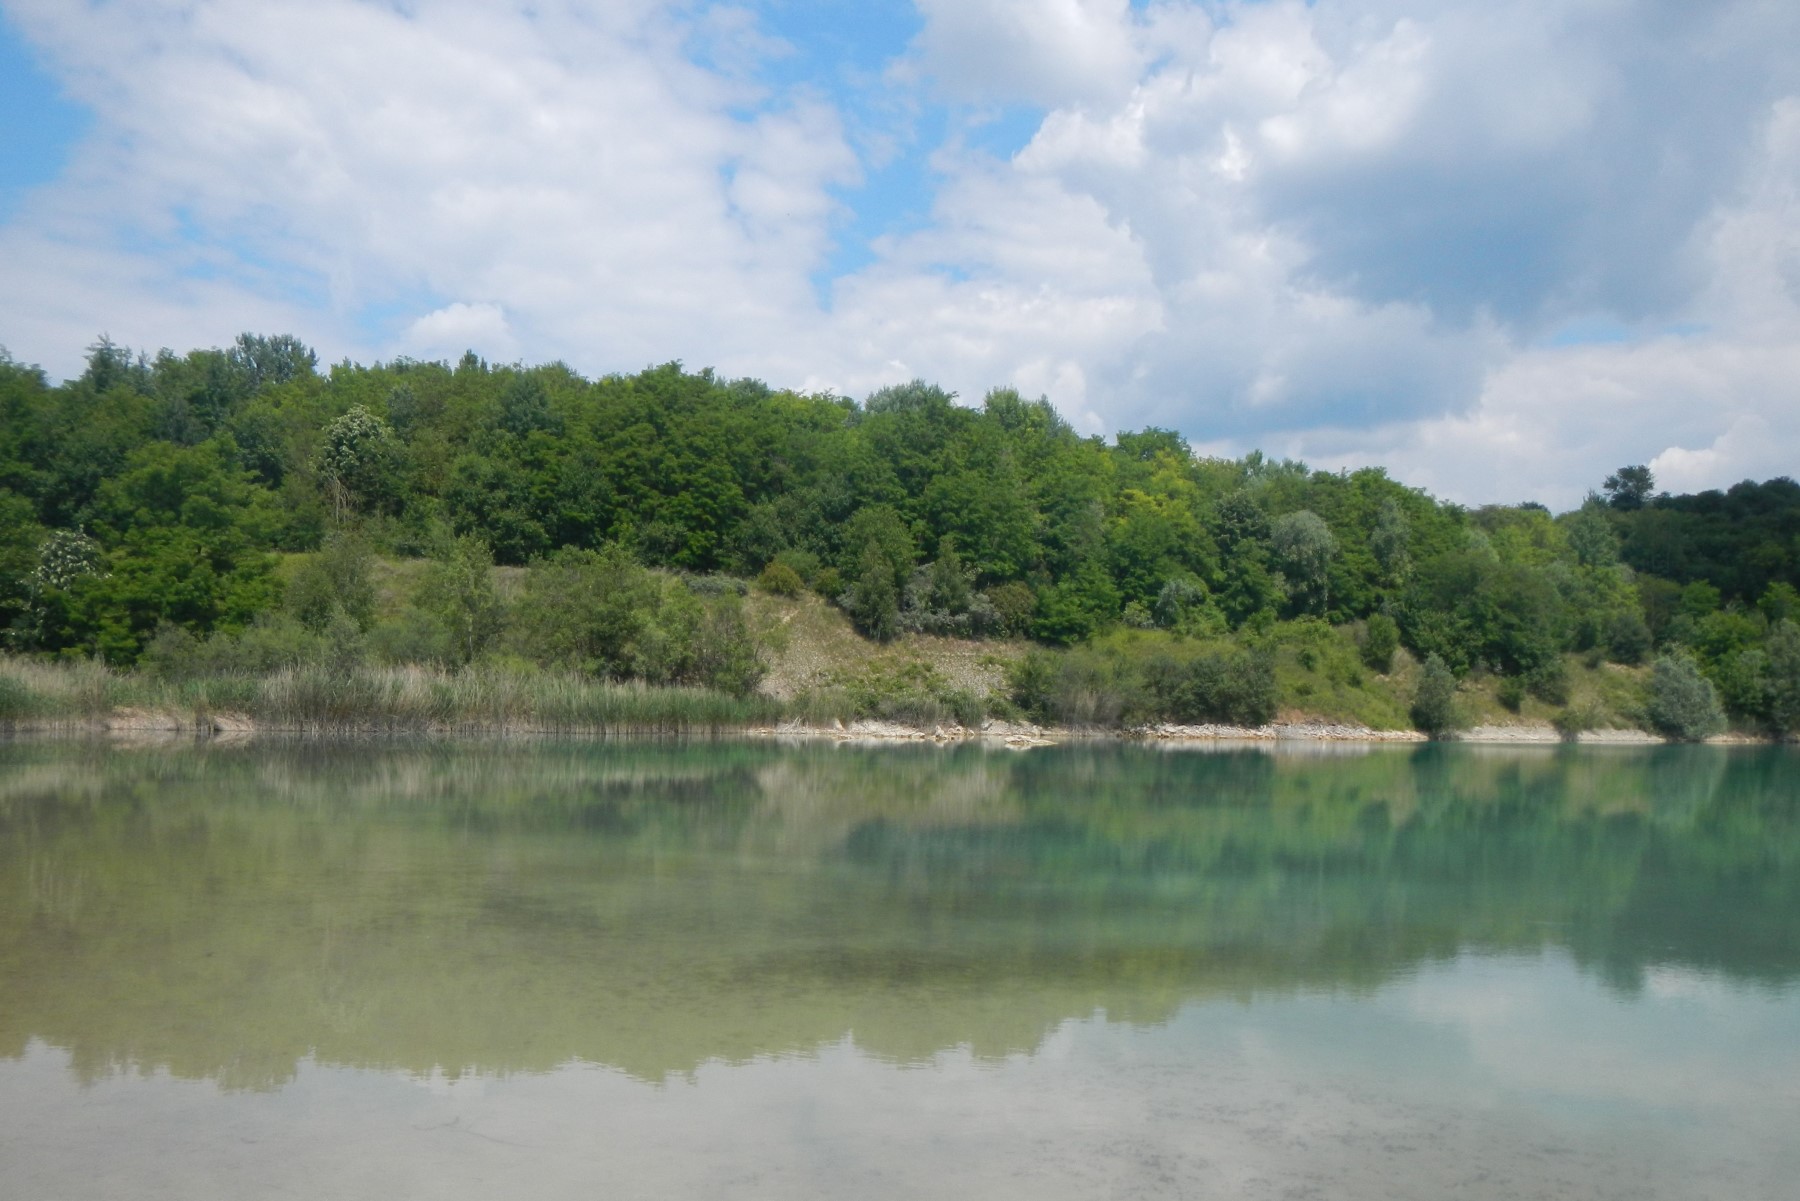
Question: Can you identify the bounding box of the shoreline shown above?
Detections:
[1,711,1782,747]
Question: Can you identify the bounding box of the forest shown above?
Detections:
[1,334,1797,739]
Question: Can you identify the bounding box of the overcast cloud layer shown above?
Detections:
[1,0,1797,508]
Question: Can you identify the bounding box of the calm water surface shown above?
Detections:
[1,738,1797,1199]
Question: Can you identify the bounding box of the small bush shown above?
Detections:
[1612,612,1648,666]
[984,582,1036,637]
[1144,647,1279,726]
[1525,660,1570,706]
[681,573,748,598]
[1646,651,1726,741]
[1007,648,1137,727]
[1553,703,1600,741]
[368,607,456,666]
[771,549,820,585]
[1361,613,1399,673]
[1410,653,1464,738]
[1497,675,1526,713]
[0,673,38,722]
[833,660,986,727]
[756,561,805,597]
[1153,577,1207,630]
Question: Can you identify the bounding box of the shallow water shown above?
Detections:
[2,738,1797,1199]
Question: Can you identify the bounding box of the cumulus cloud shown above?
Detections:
[400,301,517,362]
[886,0,1800,499]
[908,0,1144,107]
[1,0,1798,505]
[0,0,857,376]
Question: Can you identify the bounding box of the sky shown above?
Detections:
[1,0,1798,509]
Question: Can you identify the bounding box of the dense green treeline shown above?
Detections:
[1,335,1797,734]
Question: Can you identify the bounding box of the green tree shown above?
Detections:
[1362,612,1399,673]
[1369,498,1412,587]
[1271,509,1336,614]
[1760,621,1800,737]
[317,405,401,516]
[1646,651,1726,741]
[286,532,377,632]
[421,535,503,664]
[1410,653,1463,738]
[1563,497,1620,568]
[1603,465,1655,511]
[228,333,317,392]
[846,540,901,641]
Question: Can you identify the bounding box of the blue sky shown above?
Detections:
[0,12,85,220]
[1,0,1798,508]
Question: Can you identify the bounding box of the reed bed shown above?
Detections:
[0,656,784,735]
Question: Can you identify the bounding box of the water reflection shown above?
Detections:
[0,739,1796,1089]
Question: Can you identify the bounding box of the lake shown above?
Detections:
[2,738,1797,1199]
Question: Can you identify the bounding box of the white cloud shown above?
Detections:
[0,0,854,376]
[909,0,1144,107]
[400,301,517,363]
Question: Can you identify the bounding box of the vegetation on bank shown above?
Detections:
[1,335,1797,739]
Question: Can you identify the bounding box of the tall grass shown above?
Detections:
[0,656,783,735]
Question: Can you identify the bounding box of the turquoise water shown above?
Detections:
[2,739,1797,1198]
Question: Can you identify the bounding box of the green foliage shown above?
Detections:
[985,581,1036,637]
[419,535,504,665]
[845,540,902,641]
[1760,583,1800,625]
[1410,654,1463,738]
[1562,499,1619,568]
[509,544,766,695]
[1553,702,1601,741]
[1525,660,1571,706]
[1361,613,1399,673]
[1605,610,1653,665]
[756,561,805,597]
[2,336,1795,741]
[821,658,986,727]
[1647,652,1727,741]
[286,532,377,631]
[1603,465,1654,511]
[1270,509,1336,614]
[1008,633,1275,728]
[1765,621,1800,737]
[1143,647,1278,726]
[316,405,400,516]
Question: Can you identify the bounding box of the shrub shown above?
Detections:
[1646,651,1726,741]
[771,549,820,585]
[1361,613,1399,673]
[1766,621,1800,737]
[0,673,37,722]
[286,532,376,631]
[1553,703,1600,741]
[843,541,901,640]
[1144,648,1278,727]
[368,607,456,666]
[1006,648,1137,727]
[984,582,1036,637]
[831,660,986,727]
[1153,578,1207,630]
[1605,611,1653,665]
[681,573,748,598]
[756,561,805,597]
[1525,660,1570,706]
[1497,675,1526,713]
[1410,653,1463,738]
